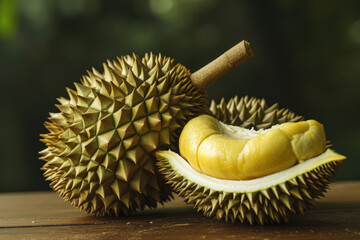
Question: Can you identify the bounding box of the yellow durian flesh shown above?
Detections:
[179,115,326,180]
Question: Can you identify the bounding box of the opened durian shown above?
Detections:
[39,41,254,216]
[156,113,346,224]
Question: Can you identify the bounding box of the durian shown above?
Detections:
[39,41,254,216]
[156,112,345,224]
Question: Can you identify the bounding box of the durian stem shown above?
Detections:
[190,40,254,91]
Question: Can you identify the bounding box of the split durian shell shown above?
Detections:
[40,53,209,216]
[156,149,345,224]
[209,95,304,129]
[156,96,346,224]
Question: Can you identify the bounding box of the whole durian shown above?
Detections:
[156,97,346,225]
[39,41,254,216]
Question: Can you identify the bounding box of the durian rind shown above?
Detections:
[210,95,303,129]
[156,149,345,225]
[40,53,209,216]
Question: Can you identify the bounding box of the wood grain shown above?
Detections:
[0,181,359,240]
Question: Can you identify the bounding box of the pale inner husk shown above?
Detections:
[160,149,345,193]
[219,121,269,139]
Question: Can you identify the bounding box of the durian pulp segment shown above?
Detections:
[156,149,345,224]
[179,115,327,180]
[157,149,345,193]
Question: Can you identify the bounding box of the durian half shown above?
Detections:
[156,98,346,225]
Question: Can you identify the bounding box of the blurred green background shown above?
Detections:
[0,0,359,192]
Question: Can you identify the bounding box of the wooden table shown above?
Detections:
[0,181,359,240]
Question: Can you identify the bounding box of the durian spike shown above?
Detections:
[190,40,254,91]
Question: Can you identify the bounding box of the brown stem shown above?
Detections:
[190,40,254,91]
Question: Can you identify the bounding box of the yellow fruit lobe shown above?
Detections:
[179,115,326,180]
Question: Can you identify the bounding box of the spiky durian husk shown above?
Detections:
[209,95,303,129]
[40,53,209,216]
[156,151,345,225]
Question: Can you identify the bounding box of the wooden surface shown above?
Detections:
[0,181,359,240]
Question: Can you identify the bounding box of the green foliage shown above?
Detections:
[0,0,17,38]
